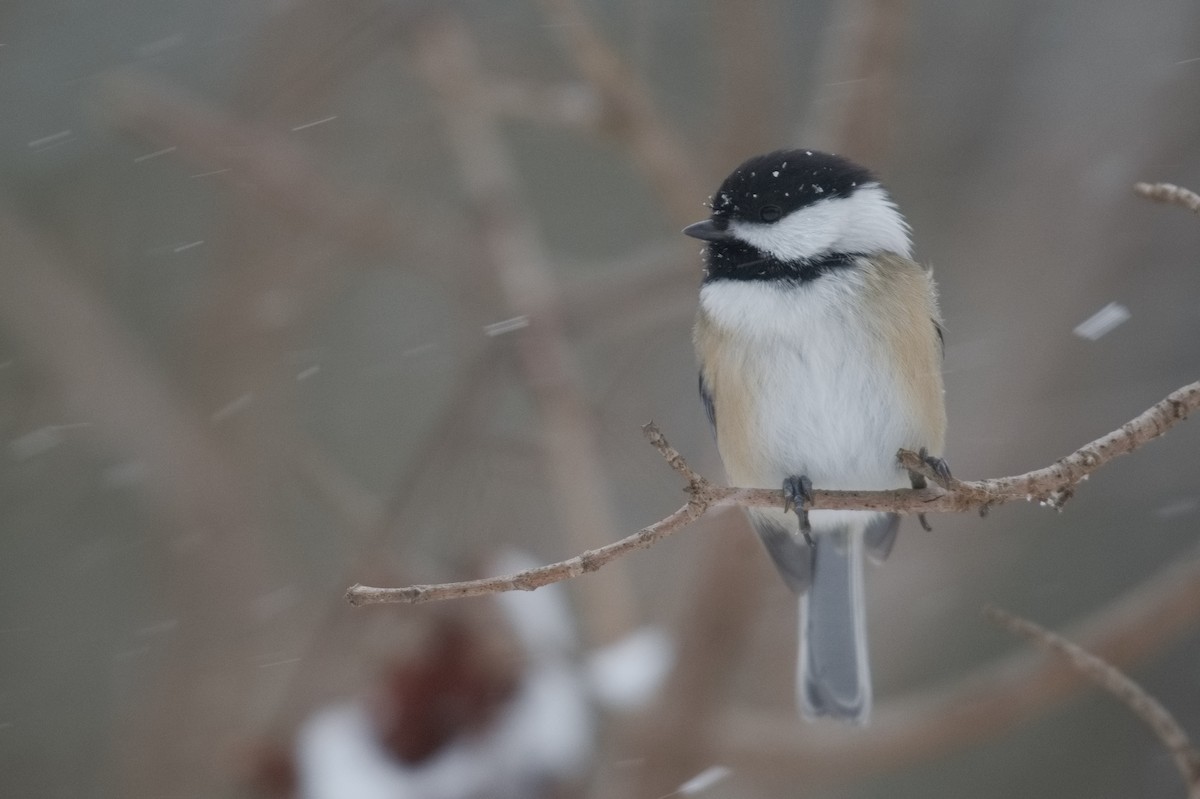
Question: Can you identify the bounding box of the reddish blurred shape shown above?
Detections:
[372,615,522,765]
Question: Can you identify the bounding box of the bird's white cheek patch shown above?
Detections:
[732,204,842,262]
[730,185,911,261]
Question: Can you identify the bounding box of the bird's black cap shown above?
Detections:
[708,149,875,226]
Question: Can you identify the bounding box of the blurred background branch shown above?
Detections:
[985,606,1200,798]
[715,533,1200,785]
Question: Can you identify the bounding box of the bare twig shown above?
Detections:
[1135,182,1200,215]
[986,606,1200,796]
[347,501,704,606]
[347,379,1199,604]
[642,422,706,489]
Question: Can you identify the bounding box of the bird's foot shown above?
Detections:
[782,474,816,549]
[909,449,951,531]
[919,447,953,483]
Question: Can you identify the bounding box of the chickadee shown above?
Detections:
[685,149,947,724]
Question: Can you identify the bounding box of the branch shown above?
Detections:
[347,380,1198,605]
[347,502,703,606]
[986,607,1200,798]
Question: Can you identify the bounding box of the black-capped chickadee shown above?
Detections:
[685,149,948,724]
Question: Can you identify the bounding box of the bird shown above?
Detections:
[685,149,947,723]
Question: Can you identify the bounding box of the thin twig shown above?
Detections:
[1135,182,1200,215]
[642,422,706,489]
[347,380,1199,604]
[346,501,703,605]
[986,606,1200,797]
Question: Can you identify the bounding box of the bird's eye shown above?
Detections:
[760,205,782,223]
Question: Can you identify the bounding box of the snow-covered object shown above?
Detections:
[295,549,593,799]
[586,626,674,710]
[297,659,591,799]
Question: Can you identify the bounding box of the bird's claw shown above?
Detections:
[918,447,953,483]
[909,449,951,532]
[783,475,816,549]
[782,474,814,513]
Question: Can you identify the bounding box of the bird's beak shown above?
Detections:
[682,219,733,242]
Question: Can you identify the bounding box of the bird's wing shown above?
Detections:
[698,371,717,436]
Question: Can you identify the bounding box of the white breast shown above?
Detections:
[699,270,923,531]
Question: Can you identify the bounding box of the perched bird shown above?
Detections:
[686,149,947,723]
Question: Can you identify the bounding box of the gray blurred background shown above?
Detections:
[2,1,1200,797]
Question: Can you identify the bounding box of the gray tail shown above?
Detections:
[798,528,871,723]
